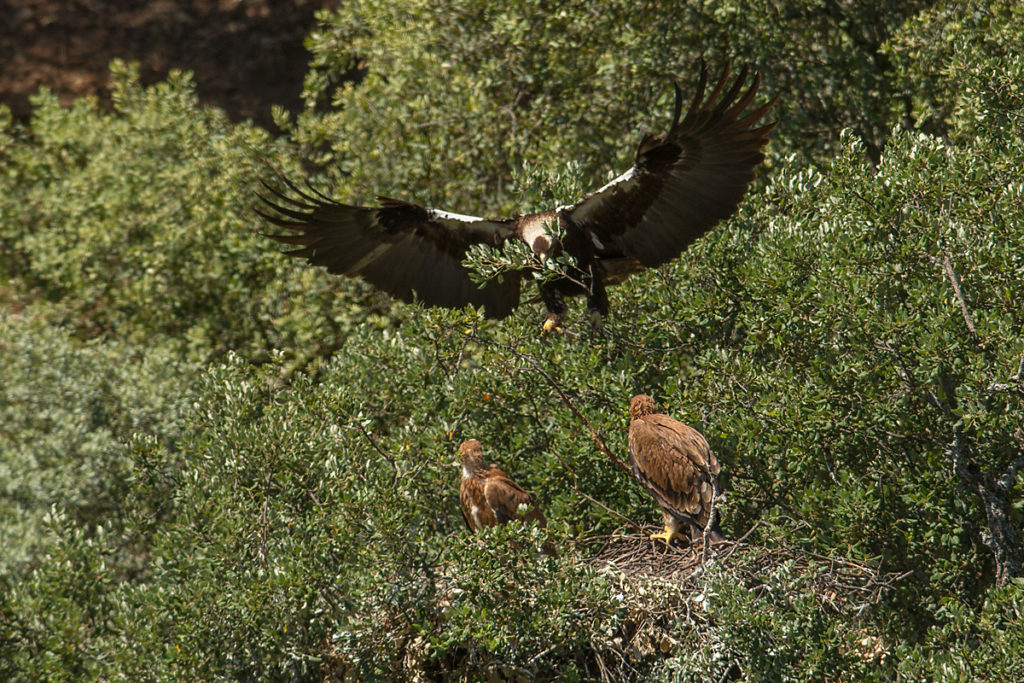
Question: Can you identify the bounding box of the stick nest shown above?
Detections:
[582,523,909,617]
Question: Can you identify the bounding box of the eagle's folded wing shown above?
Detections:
[629,416,720,523]
[484,473,546,526]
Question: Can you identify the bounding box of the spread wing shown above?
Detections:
[564,61,777,267]
[628,415,721,528]
[258,177,523,319]
[484,470,546,527]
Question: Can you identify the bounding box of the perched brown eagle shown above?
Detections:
[458,439,548,533]
[628,394,725,545]
[259,62,776,331]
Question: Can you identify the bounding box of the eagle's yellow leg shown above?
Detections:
[649,526,687,546]
[541,314,564,335]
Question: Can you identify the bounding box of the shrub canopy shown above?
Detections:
[2,0,1023,679]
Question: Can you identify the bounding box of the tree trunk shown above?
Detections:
[954,436,1024,587]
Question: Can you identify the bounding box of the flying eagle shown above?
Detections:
[458,439,547,530]
[259,61,775,331]
[628,394,725,545]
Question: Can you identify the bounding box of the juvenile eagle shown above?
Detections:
[260,62,775,331]
[628,394,725,545]
[458,439,547,532]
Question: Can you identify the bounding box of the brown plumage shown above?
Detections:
[628,394,725,545]
[258,61,776,331]
[458,439,547,532]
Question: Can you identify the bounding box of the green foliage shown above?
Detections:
[894,579,1024,680]
[0,314,189,573]
[683,118,1024,612]
[299,0,934,211]
[333,524,618,679]
[652,559,869,682]
[0,62,392,363]
[2,513,110,681]
[3,0,1024,679]
[885,0,1024,138]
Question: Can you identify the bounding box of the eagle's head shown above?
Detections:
[459,439,487,476]
[517,211,562,261]
[629,394,658,420]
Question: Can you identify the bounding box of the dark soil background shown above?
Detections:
[1,0,335,128]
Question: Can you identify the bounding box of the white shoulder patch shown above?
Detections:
[559,167,637,215]
[594,167,636,194]
[428,208,485,223]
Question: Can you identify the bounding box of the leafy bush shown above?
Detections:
[894,578,1024,681]
[0,62,392,363]
[2,0,1023,680]
[0,314,189,573]
[885,0,1024,138]
[297,0,934,210]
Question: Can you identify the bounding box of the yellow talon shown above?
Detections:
[541,316,564,335]
[649,527,686,546]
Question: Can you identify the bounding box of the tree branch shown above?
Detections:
[939,252,982,349]
[997,452,1024,493]
[470,336,642,528]
[351,418,399,485]
[548,445,642,530]
[876,337,1022,584]
[521,355,632,474]
[481,338,633,475]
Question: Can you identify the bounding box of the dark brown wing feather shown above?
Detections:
[459,504,474,532]
[483,469,547,527]
[258,177,523,319]
[459,478,475,531]
[564,61,777,267]
[628,414,721,530]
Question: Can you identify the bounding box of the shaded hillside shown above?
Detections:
[0,0,333,128]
